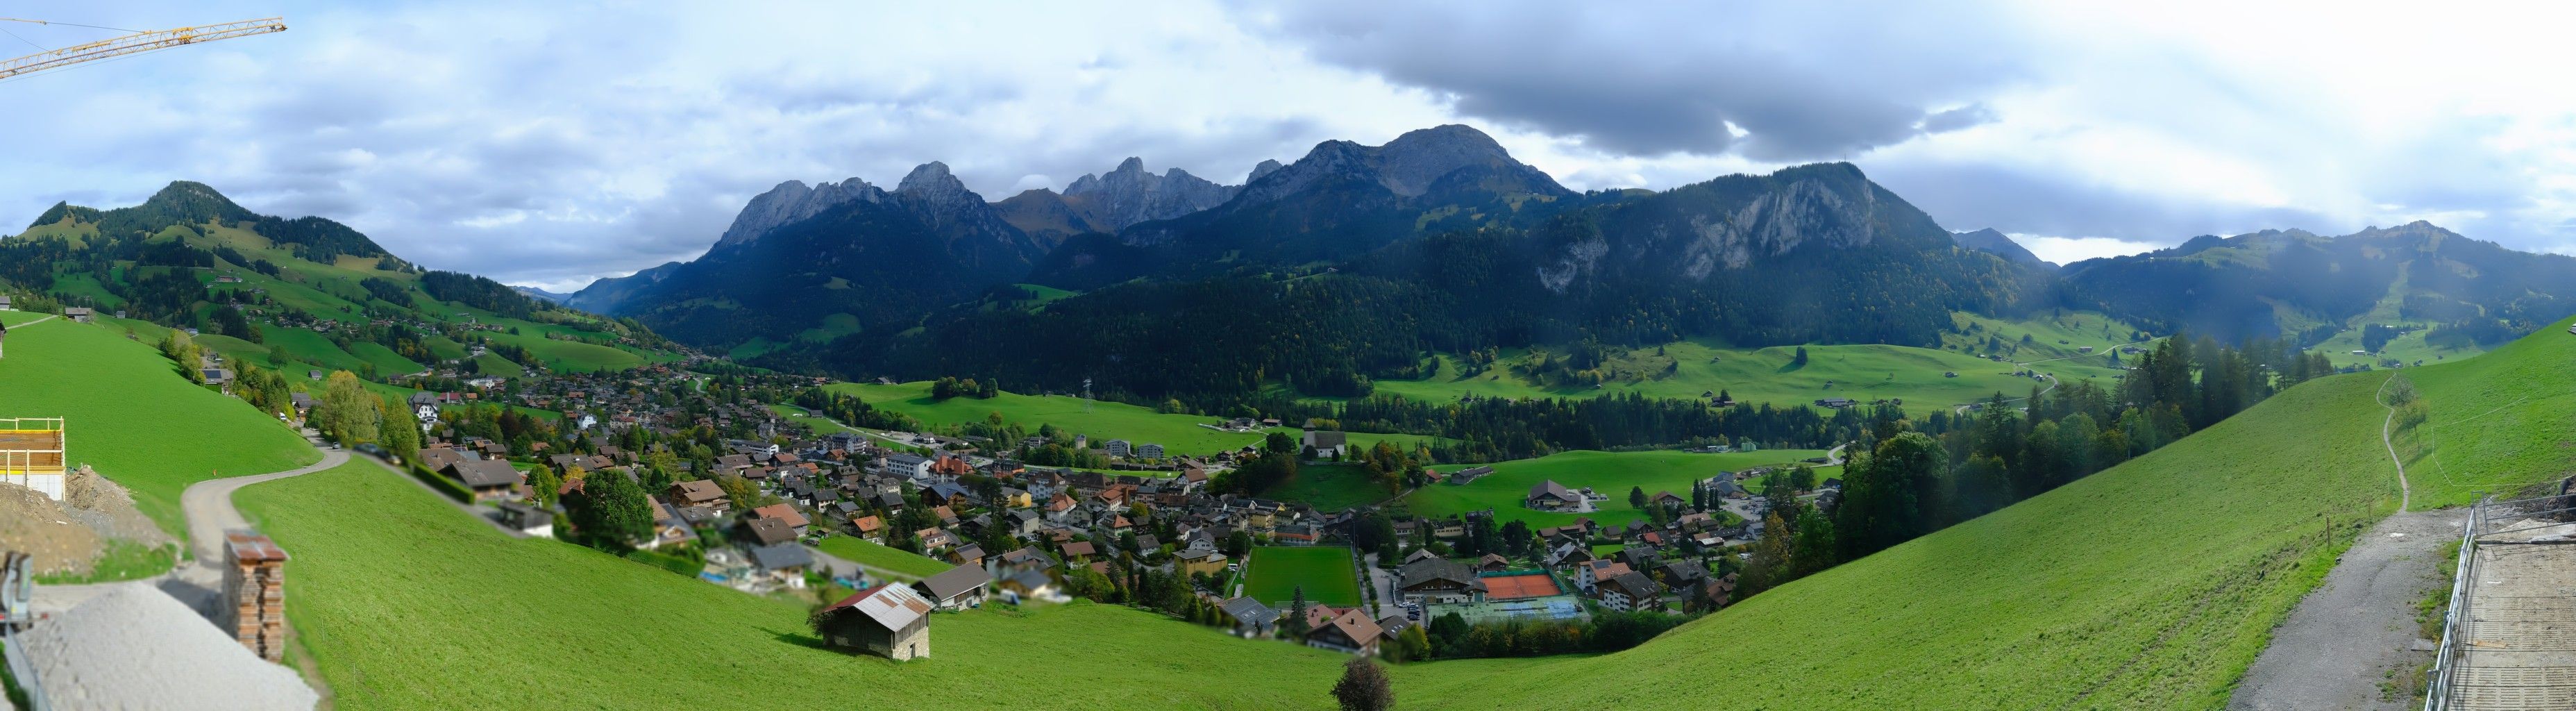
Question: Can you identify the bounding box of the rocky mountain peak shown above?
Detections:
[897,161,966,196]
[713,177,884,249]
[1247,159,1283,183]
[1055,157,1240,232]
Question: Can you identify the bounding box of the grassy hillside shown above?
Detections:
[0,311,318,536]
[1358,331,2134,417]
[1390,370,2402,710]
[237,461,1355,710]
[814,535,953,580]
[827,381,1445,458]
[1403,449,1830,528]
[2387,315,2576,508]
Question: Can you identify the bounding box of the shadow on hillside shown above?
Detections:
[761,626,839,653]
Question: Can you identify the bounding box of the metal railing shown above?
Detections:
[2425,492,2576,710]
[2423,499,2482,710]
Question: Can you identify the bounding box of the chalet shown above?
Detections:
[1476,553,1511,573]
[816,585,933,660]
[851,515,886,543]
[644,499,693,550]
[914,565,993,610]
[446,460,523,502]
[416,446,471,473]
[1651,490,1687,508]
[1306,608,1383,655]
[945,544,986,568]
[1596,571,1660,612]
[670,480,729,512]
[741,516,798,546]
[749,503,810,535]
[1395,557,1485,604]
[1526,480,1583,510]
[63,307,92,323]
[1059,540,1097,562]
[1815,398,1858,409]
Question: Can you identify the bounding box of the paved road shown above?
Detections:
[2226,371,2445,710]
[2226,510,2461,710]
[31,435,347,616]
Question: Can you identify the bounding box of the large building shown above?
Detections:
[0,417,67,501]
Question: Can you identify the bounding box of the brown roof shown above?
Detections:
[672,479,725,504]
[1318,608,1382,648]
[750,503,809,528]
[827,584,932,631]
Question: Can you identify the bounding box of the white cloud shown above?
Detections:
[2012,235,2163,265]
[2,0,2574,289]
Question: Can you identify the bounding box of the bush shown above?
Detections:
[407,462,475,503]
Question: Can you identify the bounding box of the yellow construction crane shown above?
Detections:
[0,17,285,82]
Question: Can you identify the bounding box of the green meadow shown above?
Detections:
[0,311,318,537]
[1403,449,1829,528]
[814,535,954,580]
[237,461,1357,710]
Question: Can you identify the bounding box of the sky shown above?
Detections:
[4,1,2575,290]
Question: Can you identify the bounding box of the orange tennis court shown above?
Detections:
[1479,571,1562,601]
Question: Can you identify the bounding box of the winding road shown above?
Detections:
[2225,371,2454,710]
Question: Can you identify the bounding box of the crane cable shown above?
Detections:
[0,17,143,33]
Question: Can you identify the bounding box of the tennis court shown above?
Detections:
[1479,571,1563,601]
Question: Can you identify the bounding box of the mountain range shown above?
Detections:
[17,124,2576,406]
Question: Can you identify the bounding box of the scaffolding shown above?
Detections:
[0,417,64,500]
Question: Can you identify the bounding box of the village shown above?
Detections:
[353,360,1778,662]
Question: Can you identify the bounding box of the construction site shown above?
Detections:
[2423,490,2576,710]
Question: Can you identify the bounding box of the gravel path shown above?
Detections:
[16,583,317,710]
[2227,509,2461,710]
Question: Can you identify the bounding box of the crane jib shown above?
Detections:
[0,17,285,82]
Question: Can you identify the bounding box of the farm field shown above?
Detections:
[814,535,954,580]
[1266,463,1393,512]
[2383,314,2576,508]
[830,381,1451,458]
[1361,338,2128,417]
[235,462,1358,710]
[1404,449,1830,528]
[1240,546,1362,608]
[0,311,319,538]
[1388,367,2407,709]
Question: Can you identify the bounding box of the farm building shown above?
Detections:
[816,585,934,660]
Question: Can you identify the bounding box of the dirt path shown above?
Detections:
[2225,373,2448,710]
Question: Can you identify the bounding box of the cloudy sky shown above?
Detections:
[5,1,2573,289]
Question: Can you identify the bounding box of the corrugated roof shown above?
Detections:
[832,584,932,631]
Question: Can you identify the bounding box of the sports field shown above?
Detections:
[1477,571,1563,601]
[1242,546,1361,608]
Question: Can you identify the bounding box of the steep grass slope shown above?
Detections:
[2389,315,2576,508]
[1391,371,2401,710]
[237,462,1355,710]
[0,311,318,536]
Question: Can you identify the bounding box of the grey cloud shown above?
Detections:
[1238,0,2032,160]
[1919,104,1997,134]
[1864,159,2341,244]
